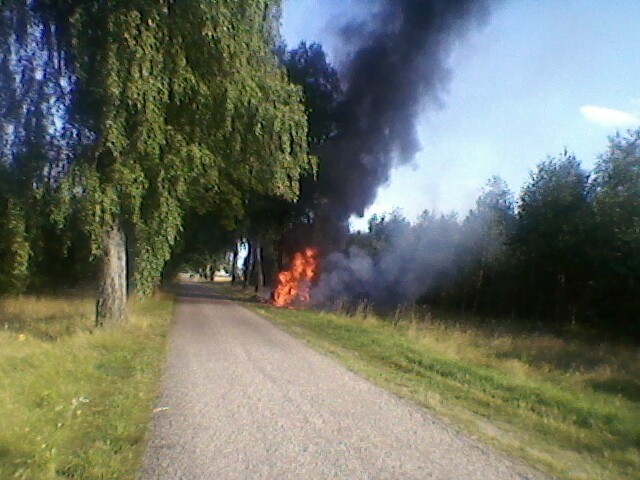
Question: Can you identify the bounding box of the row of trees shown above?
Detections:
[216,41,345,294]
[0,1,313,323]
[264,39,640,337]
[353,129,640,336]
[3,1,637,340]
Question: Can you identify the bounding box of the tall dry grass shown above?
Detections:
[216,281,640,480]
[0,293,173,480]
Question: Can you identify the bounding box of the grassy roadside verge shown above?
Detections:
[0,293,173,480]
[217,283,639,480]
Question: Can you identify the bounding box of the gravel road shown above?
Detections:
[141,282,543,479]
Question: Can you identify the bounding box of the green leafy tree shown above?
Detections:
[455,176,515,314]
[590,128,640,331]
[280,42,342,150]
[237,41,342,291]
[512,152,594,321]
[0,1,71,294]
[0,1,312,324]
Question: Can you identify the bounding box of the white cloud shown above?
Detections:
[580,105,640,128]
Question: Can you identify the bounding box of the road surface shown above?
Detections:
[141,282,542,479]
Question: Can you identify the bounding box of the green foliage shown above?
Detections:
[591,129,640,253]
[354,209,412,258]
[588,129,640,324]
[511,152,594,320]
[443,131,640,335]
[0,198,32,293]
[280,42,343,149]
[343,130,640,336]
[217,41,343,288]
[0,293,173,479]
[0,0,313,297]
[239,290,640,480]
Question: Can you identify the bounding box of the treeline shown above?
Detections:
[351,130,640,336]
[0,1,313,323]
[2,0,638,340]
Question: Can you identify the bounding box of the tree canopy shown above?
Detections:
[339,129,640,337]
[0,0,312,322]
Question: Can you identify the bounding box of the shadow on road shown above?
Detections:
[172,281,264,305]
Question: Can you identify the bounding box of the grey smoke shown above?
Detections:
[307,1,493,306]
[312,212,474,306]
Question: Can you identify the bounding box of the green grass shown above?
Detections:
[0,293,173,480]
[218,283,640,480]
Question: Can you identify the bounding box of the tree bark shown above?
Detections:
[231,241,239,283]
[206,263,213,281]
[96,221,128,326]
[243,240,253,288]
[254,242,264,295]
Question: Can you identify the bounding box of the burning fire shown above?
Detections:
[273,248,318,307]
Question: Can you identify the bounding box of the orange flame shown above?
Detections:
[273,248,318,307]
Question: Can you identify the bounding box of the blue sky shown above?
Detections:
[281,0,640,230]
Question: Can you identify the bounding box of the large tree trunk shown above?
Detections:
[96,221,128,326]
[243,240,253,288]
[254,242,264,295]
[206,263,213,281]
[231,241,239,283]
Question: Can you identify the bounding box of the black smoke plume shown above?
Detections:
[284,1,494,306]
[314,0,490,225]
